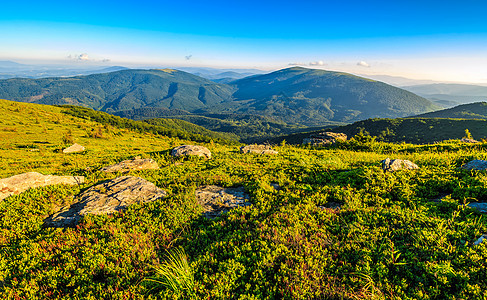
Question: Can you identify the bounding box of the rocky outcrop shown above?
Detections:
[381,158,419,172]
[0,172,84,201]
[171,145,211,159]
[63,143,85,153]
[303,132,347,146]
[45,176,166,227]
[240,144,278,155]
[195,185,251,218]
[101,157,159,173]
[461,160,487,171]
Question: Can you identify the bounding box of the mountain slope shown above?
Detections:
[0,69,234,112]
[415,102,487,119]
[215,67,439,125]
[0,67,439,127]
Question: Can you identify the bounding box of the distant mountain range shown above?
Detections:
[0,66,439,128]
[0,60,129,79]
[402,84,487,108]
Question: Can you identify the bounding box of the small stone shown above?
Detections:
[0,172,84,201]
[473,234,487,246]
[270,183,281,191]
[62,143,85,153]
[467,202,487,213]
[101,158,159,173]
[45,176,166,227]
[381,158,419,172]
[171,145,211,159]
[240,144,278,155]
[461,160,487,171]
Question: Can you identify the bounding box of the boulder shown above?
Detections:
[62,143,85,153]
[195,185,251,219]
[303,132,347,146]
[461,160,487,171]
[0,172,84,201]
[171,145,211,159]
[467,202,487,213]
[45,176,166,227]
[240,144,278,155]
[101,157,159,173]
[381,158,419,172]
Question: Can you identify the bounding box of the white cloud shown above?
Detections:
[309,60,325,66]
[357,61,370,67]
[67,53,110,63]
[288,62,306,66]
[78,53,90,61]
[185,55,192,60]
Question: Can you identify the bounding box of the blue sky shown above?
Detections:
[2,0,487,82]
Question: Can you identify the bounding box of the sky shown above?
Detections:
[1,0,487,83]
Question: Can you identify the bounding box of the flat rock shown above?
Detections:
[45,176,166,227]
[381,158,419,172]
[172,145,211,159]
[0,172,84,201]
[461,160,487,171]
[240,144,278,155]
[63,143,85,153]
[101,157,159,173]
[467,202,487,213]
[195,185,251,218]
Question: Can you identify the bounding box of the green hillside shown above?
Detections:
[61,105,237,143]
[0,67,439,128]
[270,116,487,145]
[0,69,234,112]
[1,99,487,299]
[222,67,440,125]
[415,102,487,119]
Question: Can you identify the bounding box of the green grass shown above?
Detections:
[1,99,487,299]
[146,247,195,298]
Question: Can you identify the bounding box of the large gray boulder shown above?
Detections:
[45,176,166,227]
[381,158,419,172]
[101,157,159,173]
[172,145,211,159]
[461,160,487,171]
[240,144,278,155]
[62,143,85,153]
[195,185,251,219]
[0,172,84,201]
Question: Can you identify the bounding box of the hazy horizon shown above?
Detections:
[2,0,487,83]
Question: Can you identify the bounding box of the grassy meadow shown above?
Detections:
[1,99,487,299]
